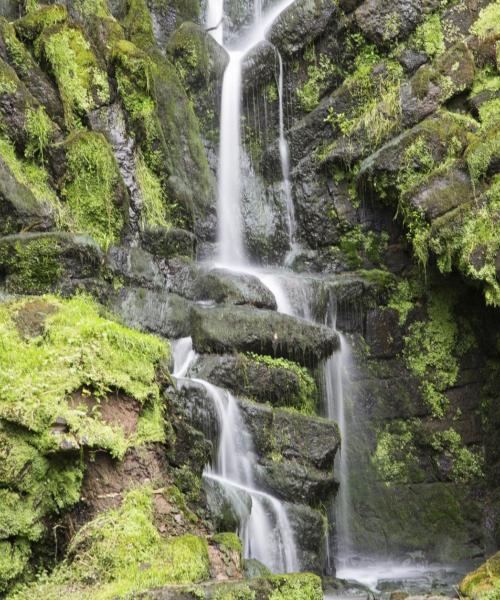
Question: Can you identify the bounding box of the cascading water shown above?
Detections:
[209,0,297,263]
[172,337,299,573]
[323,299,353,571]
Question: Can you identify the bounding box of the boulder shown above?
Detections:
[355,0,437,48]
[190,352,318,411]
[141,226,197,260]
[269,0,340,57]
[286,502,327,572]
[190,304,339,367]
[110,287,192,339]
[192,268,277,310]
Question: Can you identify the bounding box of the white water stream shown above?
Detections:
[173,338,299,573]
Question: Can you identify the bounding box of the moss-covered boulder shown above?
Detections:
[192,268,278,310]
[141,226,197,260]
[191,352,319,413]
[190,304,339,367]
[0,232,103,293]
[460,551,500,599]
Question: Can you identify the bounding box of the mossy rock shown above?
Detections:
[191,352,319,413]
[60,131,128,248]
[190,304,339,367]
[111,38,214,236]
[0,153,56,234]
[34,21,110,129]
[460,551,500,599]
[14,5,68,42]
[0,232,103,293]
[141,225,196,260]
[0,17,64,124]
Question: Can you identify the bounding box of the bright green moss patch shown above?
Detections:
[14,5,68,42]
[62,132,126,249]
[24,107,55,164]
[0,540,31,593]
[212,532,242,554]
[297,49,338,112]
[403,290,473,417]
[9,487,210,600]
[373,420,423,484]
[0,237,63,293]
[136,151,169,229]
[245,353,318,414]
[430,428,484,483]
[338,225,389,269]
[35,24,110,128]
[460,552,500,600]
[0,295,169,445]
[268,573,323,600]
[123,0,155,51]
[325,40,403,154]
[0,136,63,223]
[413,13,445,58]
[471,0,500,39]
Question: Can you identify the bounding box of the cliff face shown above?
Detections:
[0,0,498,597]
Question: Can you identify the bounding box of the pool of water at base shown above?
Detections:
[322,560,475,599]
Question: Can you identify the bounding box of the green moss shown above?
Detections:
[0,20,30,77]
[387,279,418,325]
[10,487,211,600]
[0,237,63,293]
[35,25,110,129]
[373,419,424,484]
[413,13,445,58]
[14,5,68,42]
[24,107,55,164]
[0,540,31,593]
[325,41,403,154]
[245,353,318,414]
[62,131,126,249]
[460,552,500,599]
[338,225,388,269]
[471,1,500,39]
[123,0,155,51]
[430,428,484,483]
[403,290,472,417]
[136,150,170,229]
[212,532,242,554]
[297,50,338,112]
[0,295,169,447]
[0,136,64,223]
[268,573,323,600]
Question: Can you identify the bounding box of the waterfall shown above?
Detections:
[173,338,299,573]
[210,0,297,265]
[323,298,353,569]
[217,51,246,265]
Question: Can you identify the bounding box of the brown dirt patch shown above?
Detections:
[13,299,58,337]
[69,390,141,437]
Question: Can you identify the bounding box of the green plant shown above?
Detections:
[297,52,337,112]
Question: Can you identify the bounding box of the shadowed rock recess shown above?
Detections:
[0,0,498,598]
